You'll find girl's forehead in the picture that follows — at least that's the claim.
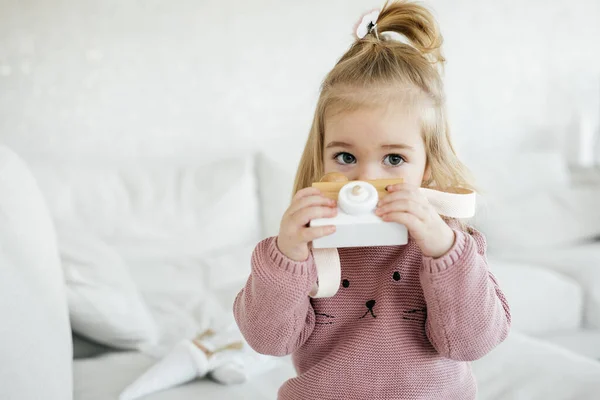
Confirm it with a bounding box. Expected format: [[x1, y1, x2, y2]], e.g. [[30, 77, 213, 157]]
[[324, 105, 423, 148]]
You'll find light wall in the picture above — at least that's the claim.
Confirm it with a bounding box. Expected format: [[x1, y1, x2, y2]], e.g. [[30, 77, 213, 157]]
[[0, 0, 598, 164]]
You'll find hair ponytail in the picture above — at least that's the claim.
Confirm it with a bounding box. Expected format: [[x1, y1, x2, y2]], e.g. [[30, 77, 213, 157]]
[[375, 0, 445, 68]]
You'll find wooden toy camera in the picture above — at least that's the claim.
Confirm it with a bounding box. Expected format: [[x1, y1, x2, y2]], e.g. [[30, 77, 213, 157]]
[[309, 172, 408, 249]]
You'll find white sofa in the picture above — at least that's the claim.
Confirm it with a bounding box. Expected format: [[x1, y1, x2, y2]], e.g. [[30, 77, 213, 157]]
[[465, 152, 600, 360], [3, 144, 600, 400]]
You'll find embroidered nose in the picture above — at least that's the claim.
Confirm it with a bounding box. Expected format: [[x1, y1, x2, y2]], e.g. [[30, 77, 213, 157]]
[[360, 300, 378, 319]]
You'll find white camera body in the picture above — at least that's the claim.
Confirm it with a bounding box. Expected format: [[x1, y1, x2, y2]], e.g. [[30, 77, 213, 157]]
[[310, 181, 407, 249]]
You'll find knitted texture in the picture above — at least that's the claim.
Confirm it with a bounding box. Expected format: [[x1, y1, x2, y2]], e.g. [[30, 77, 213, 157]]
[[233, 226, 511, 400]]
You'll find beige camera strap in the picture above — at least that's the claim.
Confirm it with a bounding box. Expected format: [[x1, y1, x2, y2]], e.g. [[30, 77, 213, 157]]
[[309, 187, 477, 298]]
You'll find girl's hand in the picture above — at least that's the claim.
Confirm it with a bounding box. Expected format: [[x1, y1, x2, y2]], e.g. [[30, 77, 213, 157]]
[[375, 183, 455, 258], [277, 187, 337, 262]]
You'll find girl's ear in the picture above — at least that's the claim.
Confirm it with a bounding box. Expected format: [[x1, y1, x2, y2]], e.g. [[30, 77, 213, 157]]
[[422, 162, 432, 183]]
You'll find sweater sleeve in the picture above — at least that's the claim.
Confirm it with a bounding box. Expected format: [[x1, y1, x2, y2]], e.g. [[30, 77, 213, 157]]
[[420, 226, 511, 362], [233, 236, 317, 356]]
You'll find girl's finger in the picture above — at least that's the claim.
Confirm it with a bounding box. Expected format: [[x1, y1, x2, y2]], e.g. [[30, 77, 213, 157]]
[[378, 189, 420, 207], [293, 187, 323, 200], [300, 225, 336, 243], [383, 188, 427, 205], [380, 211, 421, 232], [292, 206, 338, 227], [288, 195, 336, 216], [376, 199, 429, 221], [385, 182, 420, 194]]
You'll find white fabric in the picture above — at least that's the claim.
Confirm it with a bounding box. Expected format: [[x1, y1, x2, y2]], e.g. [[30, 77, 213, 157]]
[[420, 187, 477, 219], [488, 258, 583, 334], [29, 155, 261, 259], [132, 275, 219, 358], [119, 340, 210, 400], [58, 228, 158, 349], [310, 248, 341, 298], [0, 145, 73, 400], [472, 331, 600, 399], [120, 328, 265, 400]]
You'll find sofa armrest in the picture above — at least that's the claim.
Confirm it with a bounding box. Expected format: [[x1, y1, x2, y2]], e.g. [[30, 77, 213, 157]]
[[0, 145, 73, 399]]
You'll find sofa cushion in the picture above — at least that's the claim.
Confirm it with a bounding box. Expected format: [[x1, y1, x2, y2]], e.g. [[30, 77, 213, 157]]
[[472, 331, 600, 399], [503, 243, 600, 329], [74, 351, 293, 400], [541, 329, 600, 360], [59, 228, 158, 350], [489, 258, 584, 335], [0, 145, 73, 399]]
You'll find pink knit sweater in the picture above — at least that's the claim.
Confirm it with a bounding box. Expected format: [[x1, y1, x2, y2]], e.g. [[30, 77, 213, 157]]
[[233, 225, 511, 399]]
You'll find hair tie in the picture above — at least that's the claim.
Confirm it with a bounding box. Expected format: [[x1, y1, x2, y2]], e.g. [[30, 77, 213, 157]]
[[355, 9, 380, 39], [354, 9, 415, 48]]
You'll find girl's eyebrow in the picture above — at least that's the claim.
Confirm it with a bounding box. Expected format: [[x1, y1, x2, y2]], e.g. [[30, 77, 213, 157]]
[[381, 144, 414, 151], [325, 142, 414, 151], [326, 141, 354, 149]]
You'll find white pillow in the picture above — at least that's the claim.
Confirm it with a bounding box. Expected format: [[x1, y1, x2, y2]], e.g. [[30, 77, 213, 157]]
[[58, 228, 158, 350], [474, 186, 600, 252], [464, 150, 571, 198], [196, 244, 258, 317], [30, 155, 262, 259], [465, 150, 600, 250], [204, 245, 255, 291], [0, 145, 73, 400]]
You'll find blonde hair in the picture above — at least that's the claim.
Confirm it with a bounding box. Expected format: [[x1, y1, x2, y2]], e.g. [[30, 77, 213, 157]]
[[292, 0, 475, 196]]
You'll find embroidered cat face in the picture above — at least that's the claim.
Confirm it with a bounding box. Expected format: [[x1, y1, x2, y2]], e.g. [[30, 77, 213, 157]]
[[311, 244, 429, 330], [313, 265, 427, 326]]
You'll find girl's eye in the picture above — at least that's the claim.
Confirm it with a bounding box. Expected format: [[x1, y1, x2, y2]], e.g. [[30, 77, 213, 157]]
[[342, 279, 350, 288], [334, 152, 356, 165], [383, 154, 405, 167], [393, 271, 401, 281]]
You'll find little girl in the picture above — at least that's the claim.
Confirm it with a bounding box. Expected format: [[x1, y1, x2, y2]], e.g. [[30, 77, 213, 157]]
[[234, 1, 511, 398]]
